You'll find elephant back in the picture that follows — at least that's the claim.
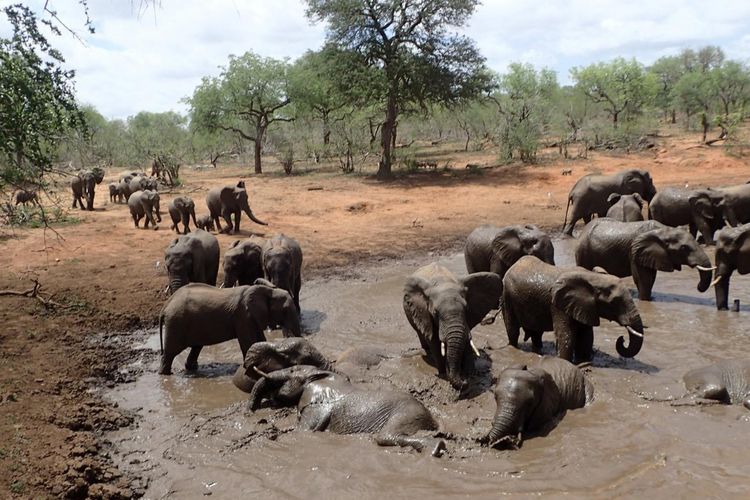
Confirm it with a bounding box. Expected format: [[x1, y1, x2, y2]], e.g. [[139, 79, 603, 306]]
[[534, 357, 590, 409]]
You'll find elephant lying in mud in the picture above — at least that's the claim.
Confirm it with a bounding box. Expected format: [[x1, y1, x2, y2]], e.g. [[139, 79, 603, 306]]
[[682, 360, 750, 409], [403, 263, 502, 391], [482, 357, 593, 449], [464, 224, 555, 278], [606, 193, 644, 222], [575, 219, 714, 301], [249, 365, 446, 456], [503, 256, 645, 363], [713, 224, 750, 310], [158, 283, 301, 375]]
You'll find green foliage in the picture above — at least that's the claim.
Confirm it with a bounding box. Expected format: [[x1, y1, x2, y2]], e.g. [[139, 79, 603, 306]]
[[2, 203, 80, 228]]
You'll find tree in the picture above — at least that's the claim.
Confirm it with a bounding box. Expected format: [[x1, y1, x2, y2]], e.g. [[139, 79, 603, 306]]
[[571, 58, 656, 129], [188, 52, 292, 174], [305, 0, 493, 177], [649, 55, 684, 123], [672, 70, 716, 141], [710, 61, 750, 120]]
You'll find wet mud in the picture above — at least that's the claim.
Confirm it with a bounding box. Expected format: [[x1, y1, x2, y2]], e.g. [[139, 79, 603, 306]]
[[107, 239, 750, 498]]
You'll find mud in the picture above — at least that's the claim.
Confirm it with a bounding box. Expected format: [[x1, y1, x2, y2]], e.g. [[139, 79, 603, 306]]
[[103, 238, 750, 498]]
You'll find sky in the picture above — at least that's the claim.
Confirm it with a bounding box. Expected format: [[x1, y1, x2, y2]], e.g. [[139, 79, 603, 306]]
[[2, 0, 749, 120]]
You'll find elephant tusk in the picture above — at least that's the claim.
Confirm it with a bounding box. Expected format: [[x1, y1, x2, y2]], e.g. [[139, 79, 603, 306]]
[[470, 339, 481, 357], [626, 326, 644, 338], [252, 366, 270, 378], [163, 284, 170, 294], [710, 275, 723, 287], [696, 265, 717, 272], [440, 342, 446, 358]]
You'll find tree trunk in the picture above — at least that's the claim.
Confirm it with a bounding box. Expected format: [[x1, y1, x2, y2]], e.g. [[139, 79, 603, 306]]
[[671, 109, 676, 124], [322, 111, 330, 146], [254, 121, 264, 174], [613, 111, 619, 129], [378, 92, 398, 178], [701, 111, 709, 143]]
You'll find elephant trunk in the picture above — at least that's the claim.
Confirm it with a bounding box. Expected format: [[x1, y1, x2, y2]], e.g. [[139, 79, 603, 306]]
[[169, 273, 189, 293], [222, 269, 237, 288], [694, 253, 714, 292], [248, 377, 269, 411], [615, 315, 644, 358], [244, 206, 267, 226], [484, 407, 523, 449], [713, 261, 733, 310], [190, 206, 198, 227], [442, 322, 468, 390]]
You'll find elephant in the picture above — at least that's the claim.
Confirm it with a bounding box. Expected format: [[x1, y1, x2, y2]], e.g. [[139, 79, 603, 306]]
[[13, 190, 38, 206], [119, 171, 142, 183], [575, 219, 714, 301], [195, 214, 215, 232], [117, 180, 132, 203], [403, 263, 502, 391], [127, 190, 162, 230], [606, 193, 644, 222], [206, 181, 267, 234], [562, 169, 657, 236], [248, 365, 446, 456], [164, 228, 220, 293], [158, 283, 301, 374], [682, 360, 750, 409], [108, 184, 119, 203], [71, 168, 105, 210], [222, 237, 265, 288], [502, 256, 645, 363], [128, 175, 158, 195], [167, 196, 198, 235], [712, 223, 750, 310], [715, 183, 750, 228], [263, 234, 303, 312], [481, 356, 593, 449], [464, 224, 555, 278], [648, 187, 725, 245]]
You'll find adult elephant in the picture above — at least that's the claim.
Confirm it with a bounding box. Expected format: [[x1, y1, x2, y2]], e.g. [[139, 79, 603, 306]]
[[481, 357, 593, 449], [128, 175, 158, 194], [164, 229, 220, 293], [503, 256, 645, 363], [263, 234, 303, 312], [716, 183, 750, 227], [222, 237, 265, 288], [71, 168, 105, 210], [403, 263, 502, 391], [575, 219, 714, 301], [158, 283, 301, 374], [562, 169, 657, 236], [167, 196, 198, 234], [712, 223, 750, 310], [648, 187, 724, 245], [464, 224, 555, 278], [128, 190, 162, 230], [206, 181, 267, 234], [248, 365, 446, 456], [605, 193, 644, 222]]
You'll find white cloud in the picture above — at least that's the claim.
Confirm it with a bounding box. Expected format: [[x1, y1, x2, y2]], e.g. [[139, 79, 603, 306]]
[[2, 0, 749, 118]]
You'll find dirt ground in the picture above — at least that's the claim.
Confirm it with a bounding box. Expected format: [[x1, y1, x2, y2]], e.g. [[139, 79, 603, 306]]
[[0, 126, 747, 498]]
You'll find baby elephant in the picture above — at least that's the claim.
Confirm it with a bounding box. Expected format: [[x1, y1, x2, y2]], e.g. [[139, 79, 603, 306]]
[[683, 359, 750, 409], [249, 365, 446, 456], [195, 214, 215, 232], [263, 234, 303, 312], [483, 357, 593, 449], [606, 193, 644, 222], [128, 190, 162, 230], [168, 196, 198, 234]]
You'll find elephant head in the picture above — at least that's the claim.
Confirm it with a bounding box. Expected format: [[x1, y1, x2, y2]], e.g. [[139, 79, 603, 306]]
[[623, 169, 657, 202], [249, 364, 331, 410], [261, 285, 302, 338], [141, 190, 162, 222], [404, 268, 502, 390], [607, 192, 644, 208], [243, 338, 332, 376], [492, 225, 555, 271], [483, 365, 561, 449], [630, 226, 714, 296], [713, 224, 750, 309], [264, 244, 294, 292], [143, 176, 158, 191], [91, 167, 105, 185], [223, 239, 264, 287], [552, 269, 645, 358], [220, 182, 267, 226], [688, 189, 725, 245], [173, 197, 197, 227]]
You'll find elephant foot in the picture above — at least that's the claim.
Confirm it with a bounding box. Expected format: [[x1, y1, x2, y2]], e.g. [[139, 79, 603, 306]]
[[185, 360, 198, 371], [428, 438, 447, 457]]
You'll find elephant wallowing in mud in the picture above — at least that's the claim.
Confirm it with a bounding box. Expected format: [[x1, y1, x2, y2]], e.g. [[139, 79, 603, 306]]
[[464, 224, 555, 278], [682, 360, 750, 409], [403, 263, 502, 391], [482, 357, 593, 449], [249, 365, 446, 456], [712, 223, 750, 310]]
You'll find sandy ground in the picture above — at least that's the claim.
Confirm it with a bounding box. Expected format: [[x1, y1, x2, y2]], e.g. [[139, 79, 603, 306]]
[[0, 125, 748, 498]]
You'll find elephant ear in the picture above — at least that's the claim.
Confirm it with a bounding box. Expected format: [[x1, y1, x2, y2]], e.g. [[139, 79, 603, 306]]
[[552, 274, 600, 326], [219, 186, 236, 205], [403, 276, 434, 339], [607, 193, 621, 205], [736, 231, 750, 275], [689, 194, 714, 220], [632, 193, 644, 208], [491, 228, 523, 266], [631, 230, 675, 272], [460, 272, 503, 329], [230, 239, 241, 248]]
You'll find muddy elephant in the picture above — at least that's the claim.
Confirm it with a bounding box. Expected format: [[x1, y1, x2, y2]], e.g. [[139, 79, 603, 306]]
[[248, 365, 445, 456], [562, 169, 657, 236], [606, 193, 644, 222], [648, 187, 725, 245], [13, 189, 38, 206], [71, 168, 105, 210], [127, 190, 162, 230], [482, 357, 593, 449], [575, 219, 714, 301], [464, 224, 555, 278], [503, 256, 645, 363], [263, 234, 303, 312], [195, 214, 215, 232], [403, 263, 502, 391], [167, 196, 198, 235], [712, 223, 750, 310], [164, 229, 220, 293], [715, 183, 750, 227], [206, 181, 267, 234], [158, 283, 301, 374], [222, 237, 265, 288], [128, 175, 158, 194], [683, 360, 750, 409]]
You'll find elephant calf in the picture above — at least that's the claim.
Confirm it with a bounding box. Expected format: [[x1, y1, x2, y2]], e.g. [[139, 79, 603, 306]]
[[464, 224, 555, 278], [249, 365, 446, 456], [682, 360, 750, 409], [483, 357, 593, 449], [712, 223, 750, 310], [223, 237, 265, 288], [158, 283, 301, 375], [606, 193, 644, 222], [503, 256, 645, 363], [195, 214, 215, 232], [168, 196, 198, 235], [263, 234, 303, 312], [165, 229, 220, 293], [128, 190, 162, 230], [206, 181, 267, 234]]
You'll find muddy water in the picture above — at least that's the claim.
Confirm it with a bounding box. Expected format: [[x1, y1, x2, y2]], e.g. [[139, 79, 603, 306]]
[[108, 239, 750, 498]]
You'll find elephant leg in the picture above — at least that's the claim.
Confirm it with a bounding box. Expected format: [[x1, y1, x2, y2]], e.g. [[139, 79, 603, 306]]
[[213, 215, 223, 232], [182, 213, 190, 234], [132, 214, 139, 228], [632, 265, 657, 301], [416, 333, 433, 360], [159, 336, 184, 375], [233, 211, 241, 234], [185, 346, 203, 371], [502, 299, 521, 348], [714, 273, 731, 310], [524, 330, 543, 354], [375, 433, 446, 457], [429, 334, 445, 374], [220, 209, 233, 234], [294, 275, 302, 313], [574, 325, 594, 364], [552, 309, 575, 361]]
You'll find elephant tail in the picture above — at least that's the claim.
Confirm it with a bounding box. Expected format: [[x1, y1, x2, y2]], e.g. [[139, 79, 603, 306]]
[[561, 196, 572, 233], [159, 312, 164, 354]]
